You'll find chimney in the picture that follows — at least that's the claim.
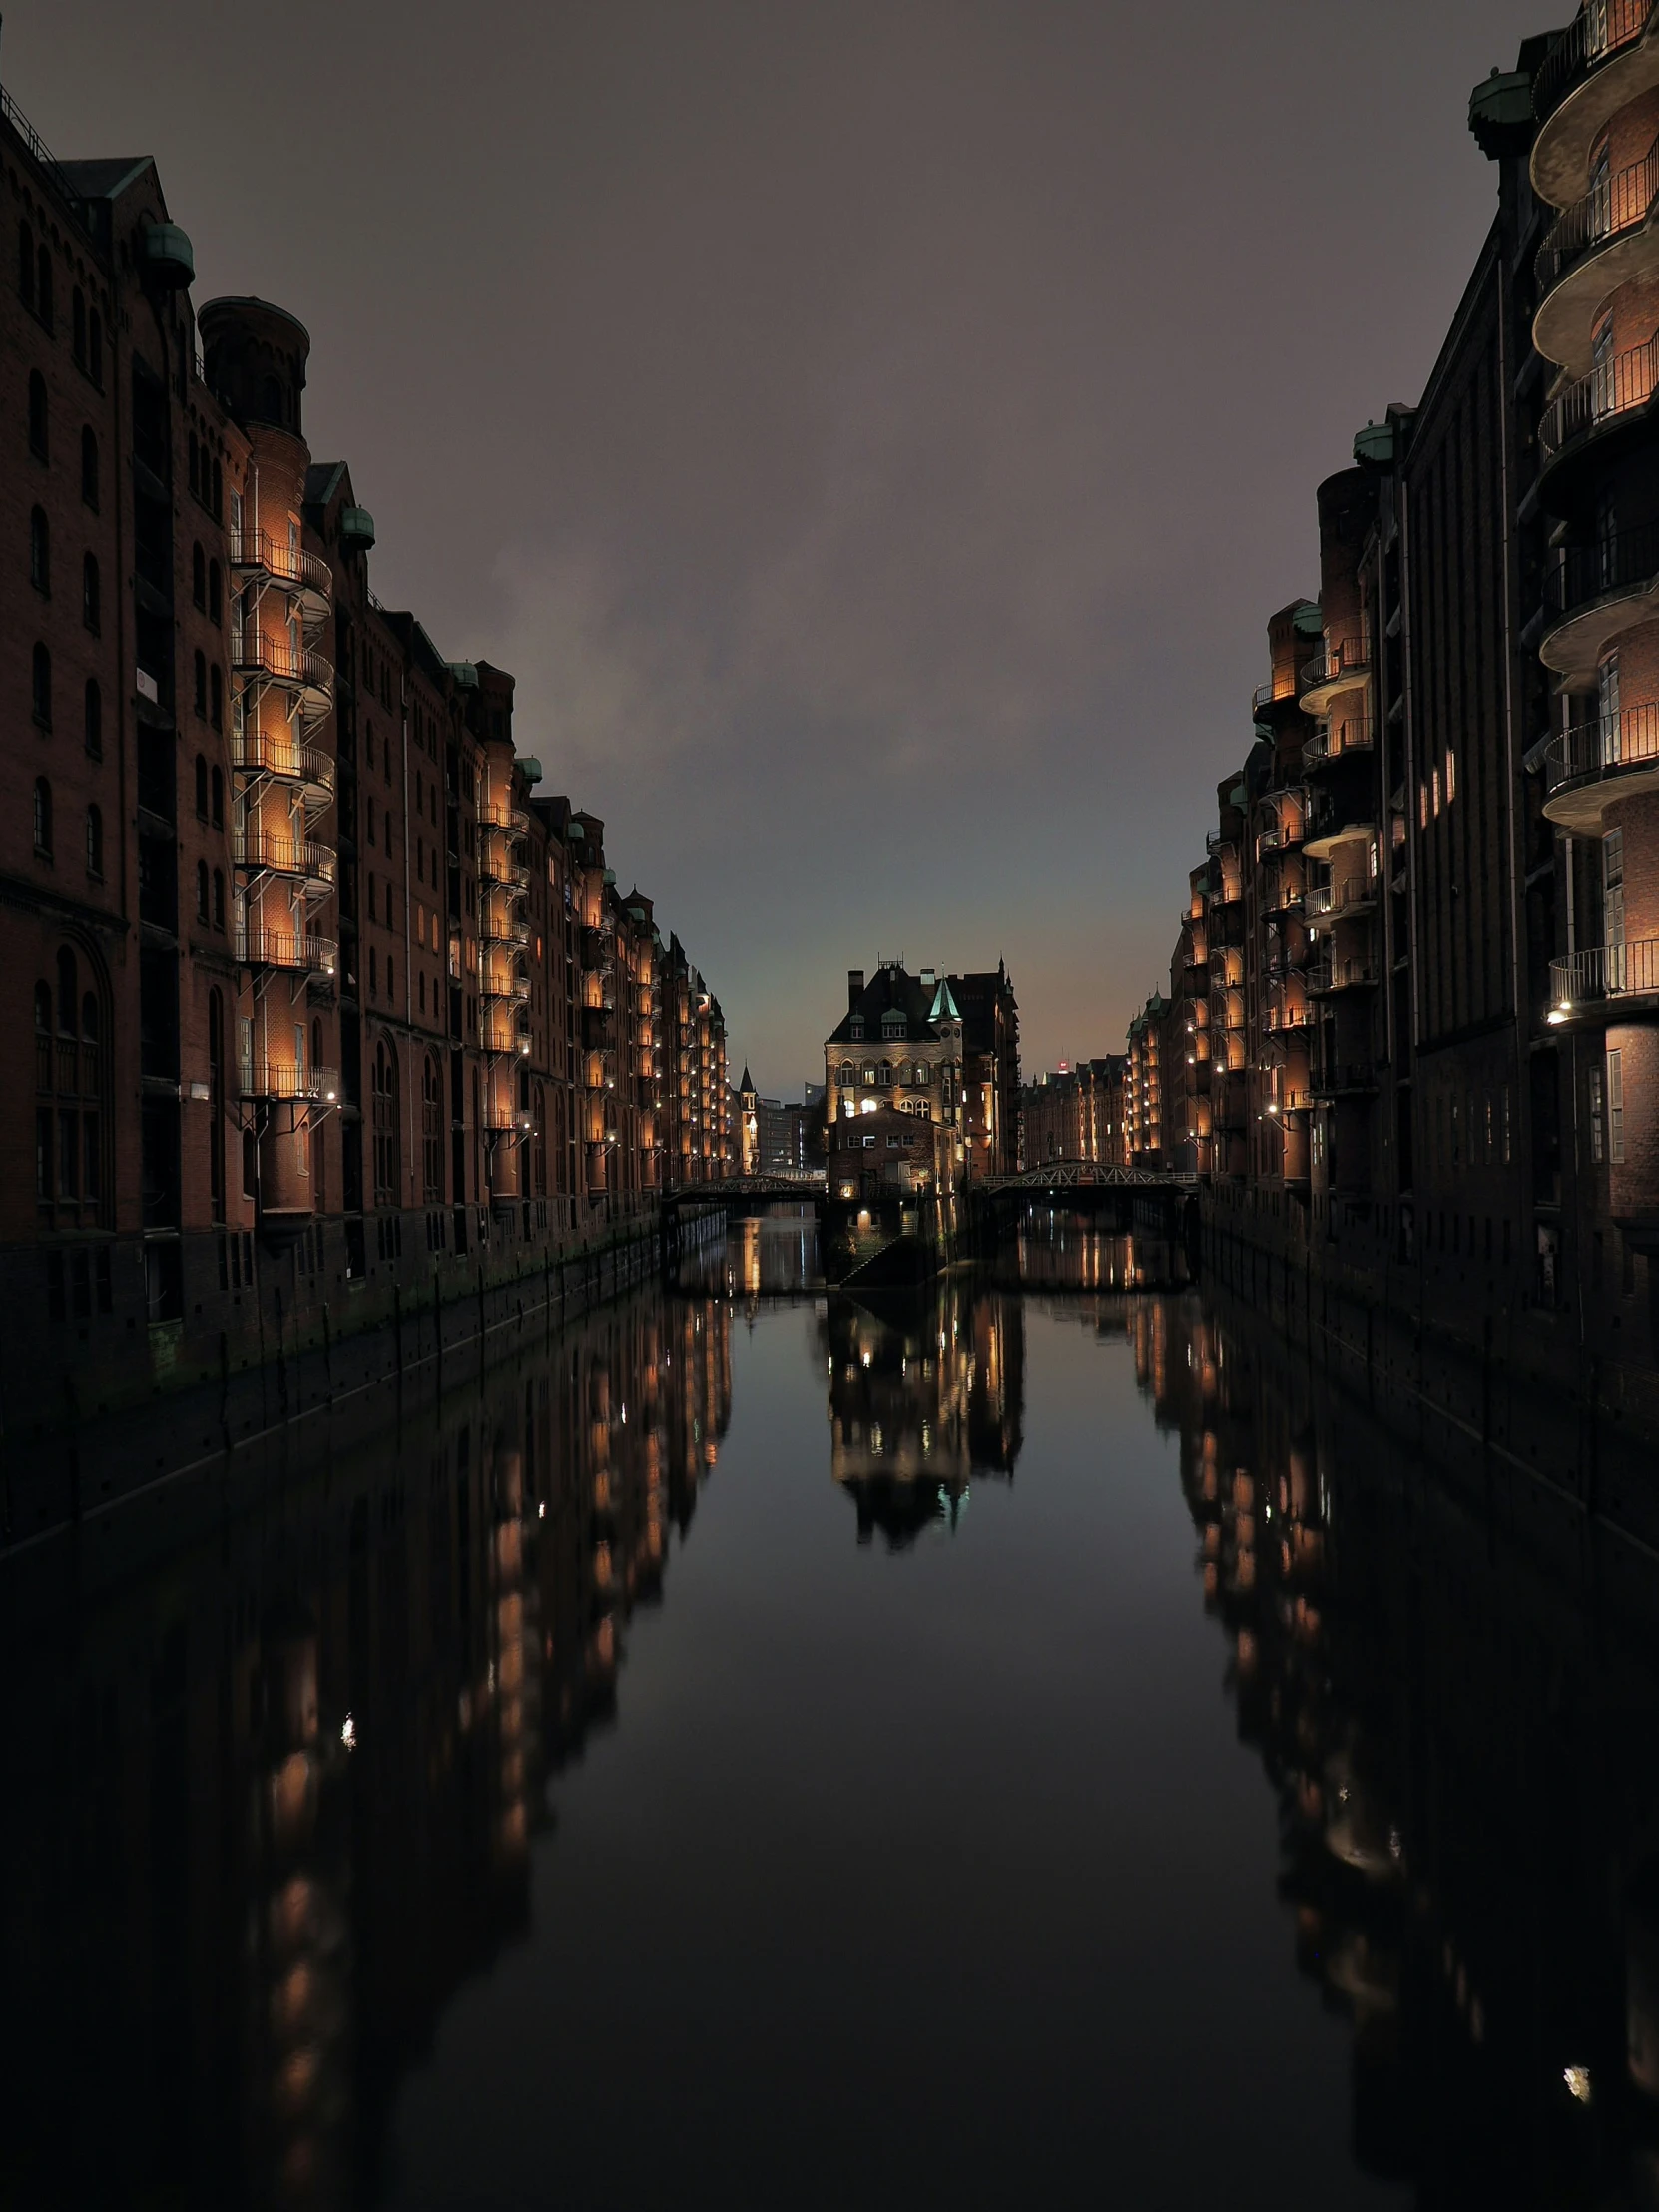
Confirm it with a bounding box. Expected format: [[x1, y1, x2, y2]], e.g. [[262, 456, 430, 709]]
[[848, 968, 864, 1010], [920, 966, 935, 987]]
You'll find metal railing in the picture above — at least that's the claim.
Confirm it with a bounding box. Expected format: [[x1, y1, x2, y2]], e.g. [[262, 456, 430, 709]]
[[1252, 676, 1295, 710], [1550, 936, 1659, 1006], [1312, 1061, 1379, 1097], [1262, 1003, 1309, 1032], [1304, 718, 1375, 767], [230, 727, 334, 794], [479, 802, 531, 833], [1305, 793, 1375, 845], [1535, 0, 1657, 127], [1541, 326, 1659, 458], [238, 1059, 340, 1103], [1307, 959, 1377, 994], [1300, 636, 1371, 694], [232, 828, 334, 883], [480, 969, 532, 1003], [1307, 878, 1377, 919], [227, 530, 332, 598], [481, 852, 531, 891], [1547, 699, 1659, 788], [230, 631, 334, 690], [479, 909, 531, 945], [1538, 134, 1659, 295], [235, 921, 336, 974], [1542, 519, 1659, 618], [1, 83, 92, 233]]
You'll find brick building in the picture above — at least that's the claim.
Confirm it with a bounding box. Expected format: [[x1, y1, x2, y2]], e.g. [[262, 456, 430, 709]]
[[1146, 10, 1659, 1450], [1020, 1056, 1129, 1169], [824, 959, 1021, 1185], [0, 85, 726, 1434]]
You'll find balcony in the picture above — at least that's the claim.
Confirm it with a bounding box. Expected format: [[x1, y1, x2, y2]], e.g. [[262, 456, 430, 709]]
[[482, 1099, 530, 1135], [1306, 958, 1378, 996], [480, 968, 531, 1004], [1303, 719, 1375, 771], [1544, 700, 1659, 829], [482, 1016, 531, 1056], [238, 1058, 340, 1104], [479, 908, 532, 946], [231, 630, 333, 723], [1532, 0, 1659, 211], [480, 801, 531, 834], [227, 529, 331, 614], [1536, 135, 1659, 372], [230, 727, 334, 799], [1304, 791, 1376, 862], [1307, 878, 1378, 926], [1311, 1061, 1380, 1101], [1252, 674, 1297, 713], [1262, 1002, 1309, 1034], [583, 1005, 616, 1051], [1548, 936, 1659, 1018], [481, 851, 532, 893], [236, 921, 336, 975], [1539, 520, 1659, 677], [1539, 329, 1659, 489], [1261, 869, 1305, 920], [1205, 830, 1237, 859], [232, 827, 334, 886], [1299, 636, 1371, 716]]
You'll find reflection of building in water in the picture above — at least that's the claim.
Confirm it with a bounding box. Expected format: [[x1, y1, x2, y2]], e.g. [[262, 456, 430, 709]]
[[0, 1286, 731, 2211], [1132, 1288, 1659, 2207], [822, 1284, 1023, 1546], [727, 1210, 823, 1312]]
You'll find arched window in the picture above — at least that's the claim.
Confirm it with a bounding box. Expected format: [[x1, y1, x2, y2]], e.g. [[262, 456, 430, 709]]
[[372, 1038, 401, 1207], [86, 804, 103, 878], [212, 458, 223, 519], [839, 1061, 853, 1086], [56, 949, 75, 1033], [195, 754, 209, 819], [192, 543, 205, 609], [72, 286, 85, 365], [81, 426, 98, 509], [18, 220, 33, 308], [82, 552, 99, 634], [210, 666, 223, 731], [212, 869, 226, 929], [27, 370, 46, 460], [36, 245, 51, 329], [84, 679, 101, 759], [36, 951, 106, 1217], [261, 374, 283, 424], [422, 1052, 442, 1201], [29, 506, 49, 593], [196, 861, 209, 924], [211, 766, 224, 825], [208, 560, 222, 624], [208, 990, 225, 1222], [193, 651, 207, 718], [34, 981, 50, 1036], [87, 309, 102, 387], [33, 779, 52, 857]]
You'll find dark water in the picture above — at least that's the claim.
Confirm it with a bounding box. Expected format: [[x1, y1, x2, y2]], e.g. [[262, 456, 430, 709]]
[[6, 1211, 1659, 2210]]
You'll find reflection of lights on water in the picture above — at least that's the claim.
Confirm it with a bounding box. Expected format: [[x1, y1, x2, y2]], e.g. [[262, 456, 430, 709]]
[[538, 1500, 546, 1518], [340, 1715, 356, 1751], [1564, 2065, 1592, 2104]]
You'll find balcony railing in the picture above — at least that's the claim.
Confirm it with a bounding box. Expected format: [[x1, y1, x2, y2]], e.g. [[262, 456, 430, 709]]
[[1252, 676, 1296, 711], [1307, 959, 1377, 995], [480, 969, 532, 1003], [1305, 792, 1375, 847], [1312, 1061, 1379, 1097], [238, 1058, 340, 1103], [1541, 327, 1659, 459], [1535, 0, 1657, 128], [1205, 830, 1237, 858], [1547, 699, 1659, 790], [235, 921, 336, 975], [227, 529, 332, 598], [1262, 1003, 1309, 1032], [1307, 879, 1378, 920], [479, 802, 531, 833], [1304, 719, 1375, 768], [1542, 519, 1659, 620], [232, 828, 334, 883], [1550, 936, 1659, 1010], [1538, 134, 1659, 299], [230, 631, 334, 692], [479, 909, 532, 945], [481, 852, 532, 891], [1299, 637, 1371, 695], [230, 727, 334, 795]]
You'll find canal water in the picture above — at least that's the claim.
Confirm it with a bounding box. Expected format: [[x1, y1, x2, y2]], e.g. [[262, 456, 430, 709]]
[[5, 1210, 1658, 2210]]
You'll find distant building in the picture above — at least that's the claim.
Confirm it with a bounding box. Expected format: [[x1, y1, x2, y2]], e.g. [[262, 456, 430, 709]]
[[824, 959, 1020, 1185], [1020, 1057, 1129, 1168]]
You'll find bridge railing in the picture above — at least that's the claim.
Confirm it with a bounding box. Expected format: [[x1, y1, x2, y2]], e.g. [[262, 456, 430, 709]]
[[983, 1162, 1199, 1192]]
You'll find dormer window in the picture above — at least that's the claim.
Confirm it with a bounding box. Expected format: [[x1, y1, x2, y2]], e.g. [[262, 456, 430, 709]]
[[882, 1013, 906, 1039], [849, 1017, 864, 1041]]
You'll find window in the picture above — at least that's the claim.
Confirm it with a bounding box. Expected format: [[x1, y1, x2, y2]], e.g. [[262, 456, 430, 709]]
[[372, 1037, 401, 1206], [85, 804, 102, 879], [193, 651, 207, 719], [87, 309, 102, 388], [33, 779, 51, 857], [29, 506, 49, 594], [192, 543, 206, 609], [196, 861, 210, 924], [82, 552, 99, 634], [81, 426, 98, 509], [1609, 1047, 1625, 1164], [36, 246, 52, 330], [195, 754, 209, 819], [188, 433, 200, 498], [210, 666, 223, 731], [838, 1061, 853, 1086], [72, 286, 85, 365], [423, 1053, 443, 1201], [211, 766, 223, 826], [212, 458, 222, 521], [213, 869, 226, 929], [209, 560, 222, 624], [84, 679, 101, 759], [28, 370, 46, 458], [1589, 1063, 1606, 1164], [18, 220, 33, 308]]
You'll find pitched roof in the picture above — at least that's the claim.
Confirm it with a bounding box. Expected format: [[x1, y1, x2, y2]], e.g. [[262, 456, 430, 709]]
[[825, 961, 948, 1047]]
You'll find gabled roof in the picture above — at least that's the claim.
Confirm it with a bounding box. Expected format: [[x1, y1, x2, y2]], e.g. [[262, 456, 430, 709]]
[[826, 962, 949, 1048]]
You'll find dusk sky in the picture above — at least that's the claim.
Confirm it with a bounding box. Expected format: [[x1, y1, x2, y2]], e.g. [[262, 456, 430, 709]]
[[14, 0, 1544, 1094]]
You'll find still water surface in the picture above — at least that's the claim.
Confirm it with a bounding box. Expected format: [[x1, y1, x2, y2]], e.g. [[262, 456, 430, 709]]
[[5, 1214, 1657, 2209]]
